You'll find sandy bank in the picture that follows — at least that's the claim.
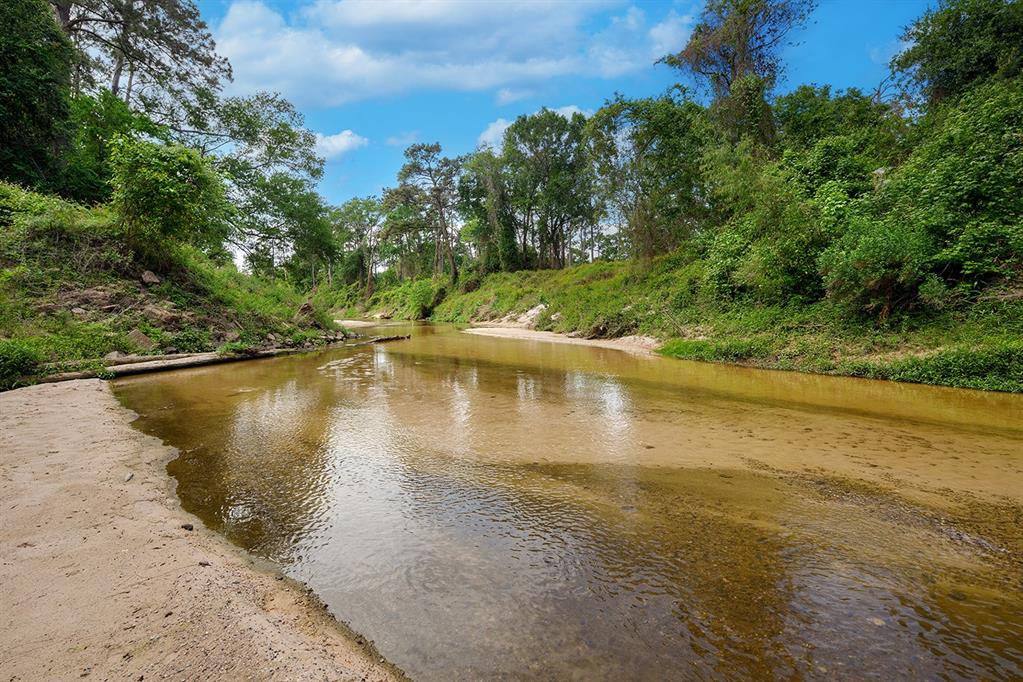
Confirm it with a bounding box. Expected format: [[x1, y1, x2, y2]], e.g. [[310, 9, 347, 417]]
[[336, 319, 379, 328], [464, 326, 661, 354], [0, 380, 403, 681]]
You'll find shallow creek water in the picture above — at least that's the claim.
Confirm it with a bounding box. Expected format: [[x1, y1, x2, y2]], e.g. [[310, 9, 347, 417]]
[[113, 323, 1023, 681]]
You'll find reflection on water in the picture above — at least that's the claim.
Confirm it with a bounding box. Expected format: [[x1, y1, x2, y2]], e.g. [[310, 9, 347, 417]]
[[113, 324, 1023, 681]]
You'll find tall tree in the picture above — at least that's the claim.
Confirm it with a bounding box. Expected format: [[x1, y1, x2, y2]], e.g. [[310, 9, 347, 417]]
[[334, 197, 384, 295], [397, 143, 463, 281], [50, 0, 230, 118], [502, 108, 594, 269], [459, 149, 520, 273], [893, 0, 1023, 105], [660, 0, 814, 143], [588, 90, 710, 259], [0, 0, 74, 189], [660, 0, 816, 99]]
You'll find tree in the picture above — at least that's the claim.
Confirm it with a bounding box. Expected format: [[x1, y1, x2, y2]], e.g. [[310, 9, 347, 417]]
[[108, 135, 229, 252], [380, 184, 434, 282], [893, 0, 1023, 105], [660, 0, 816, 99], [333, 197, 384, 294], [502, 108, 594, 269], [234, 173, 329, 280], [660, 0, 815, 143], [50, 0, 231, 119], [0, 0, 74, 189], [588, 89, 711, 259], [397, 143, 463, 281], [59, 89, 166, 202], [459, 149, 520, 273]]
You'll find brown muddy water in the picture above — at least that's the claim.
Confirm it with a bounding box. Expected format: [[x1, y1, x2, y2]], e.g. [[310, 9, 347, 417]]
[[112, 323, 1023, 681]]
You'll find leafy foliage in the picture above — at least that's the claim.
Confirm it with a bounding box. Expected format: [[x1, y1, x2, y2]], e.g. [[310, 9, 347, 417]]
[[894, 0, 1023, 104], [0, 0, 74, 189], [108, 136, 229, 251]]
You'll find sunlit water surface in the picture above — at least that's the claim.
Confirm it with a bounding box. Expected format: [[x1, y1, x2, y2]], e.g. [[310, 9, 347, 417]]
[[113, 323, 1023, 681]]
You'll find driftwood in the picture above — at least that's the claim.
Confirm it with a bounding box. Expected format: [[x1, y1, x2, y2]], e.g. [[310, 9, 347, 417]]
[[35, 336, 411, 384], [345, 334, 411, 347]]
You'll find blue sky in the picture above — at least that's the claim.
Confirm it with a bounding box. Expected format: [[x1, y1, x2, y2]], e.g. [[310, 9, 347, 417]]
[[195, 0, 932, 205]]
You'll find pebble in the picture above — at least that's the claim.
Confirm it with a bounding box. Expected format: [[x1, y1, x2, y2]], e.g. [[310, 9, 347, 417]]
[[198, 560, 211, 567], [181, 523, 194, 531]]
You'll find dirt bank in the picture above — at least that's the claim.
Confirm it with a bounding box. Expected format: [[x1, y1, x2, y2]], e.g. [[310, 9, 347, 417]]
[[0, 380, 404, 681], [464, 326, 661, 354]]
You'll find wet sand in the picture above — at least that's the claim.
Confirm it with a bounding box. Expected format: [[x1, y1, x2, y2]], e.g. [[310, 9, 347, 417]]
[[0, 380, 403, 681], [464, 325, 661, 353]]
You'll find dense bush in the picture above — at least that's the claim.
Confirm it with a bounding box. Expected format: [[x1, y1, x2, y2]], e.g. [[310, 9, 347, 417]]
[[0, 339, 41, 390], [820, 78, 1023, 316], [109, 136, 230, 252]]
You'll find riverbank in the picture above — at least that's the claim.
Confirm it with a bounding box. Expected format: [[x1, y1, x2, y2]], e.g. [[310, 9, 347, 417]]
[[0, 380, 404, 681], [418, 261, 1023, 393]]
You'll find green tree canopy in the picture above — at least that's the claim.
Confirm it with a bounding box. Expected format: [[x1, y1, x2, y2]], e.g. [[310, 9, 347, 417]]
[[0, 0, 74, 189]]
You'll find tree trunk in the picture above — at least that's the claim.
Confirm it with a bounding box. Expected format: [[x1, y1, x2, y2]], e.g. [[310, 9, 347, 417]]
[[110, 54, 124, 96]]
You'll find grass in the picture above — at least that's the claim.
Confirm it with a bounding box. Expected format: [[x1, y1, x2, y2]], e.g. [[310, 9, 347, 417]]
[[0, 182, 335, 390]]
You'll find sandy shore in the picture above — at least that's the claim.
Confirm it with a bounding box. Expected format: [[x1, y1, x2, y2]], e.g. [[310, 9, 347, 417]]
[[464, 326, 661, 354], [0, 380, 404, 681]]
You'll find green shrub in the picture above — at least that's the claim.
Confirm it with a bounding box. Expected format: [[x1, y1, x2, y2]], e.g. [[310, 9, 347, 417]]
[[819, 214, 933, 318], [659, 338, 772, 363], [109, 136, 230, 252], [0, 339, 41, 390], [170, 328, 211, 353]]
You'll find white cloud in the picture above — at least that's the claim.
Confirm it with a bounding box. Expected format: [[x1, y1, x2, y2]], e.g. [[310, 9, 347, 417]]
[[477, 105, 593, 148], [648, 11, 694, 59], [478, 118, 512, 148], [550, 105, 592, 118], [314, 130, 369, 158], [496, 88, 533, 105], [215, 1, 691, 106], [385, 131, 419, 147]]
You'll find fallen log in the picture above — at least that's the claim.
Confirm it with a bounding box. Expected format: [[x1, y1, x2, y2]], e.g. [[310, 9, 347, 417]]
[[34, 336, 410, 383], [345, 334, 411, 347]]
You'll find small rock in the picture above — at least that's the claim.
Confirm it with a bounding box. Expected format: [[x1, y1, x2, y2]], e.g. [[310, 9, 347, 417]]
[[141, 270, 161, 285], [124, 473, 134, 482], [104, 351, 126, 362], [868, 617, 885, 626], [163, 347, 178, 355], [181, 523, 194, 531], [223, 331, 240, 343], [71, 307, 87, 315], [198, 560, 211, 567], [127, 329, 158, 351], [266, 333, 277, 343]]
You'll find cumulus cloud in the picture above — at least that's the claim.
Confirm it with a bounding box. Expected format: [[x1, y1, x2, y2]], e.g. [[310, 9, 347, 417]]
[[314, 130, 369, 158], [477, 105, 593, 148], [215, 1, 693, 106], [648, 11, 694, 59], [478, 118, 512, 148]]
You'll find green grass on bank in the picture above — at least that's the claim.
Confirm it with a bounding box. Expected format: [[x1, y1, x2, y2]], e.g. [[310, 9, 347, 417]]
[[0, 182, 335, 389], [358, 256, 1022, 392]]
